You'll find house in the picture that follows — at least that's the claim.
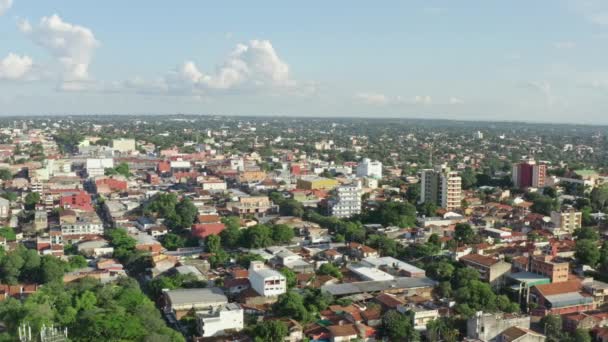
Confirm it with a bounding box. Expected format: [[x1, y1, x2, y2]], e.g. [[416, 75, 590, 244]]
[[163, 288, 228, 319], [326, 324, 359, 342], [248, 261, 287, 297], [0, 197, 10, 218], [195, 303, 244, 338], [497, 326, 546, 342], [191, 223, 225, 239], [529, 279, 595, 316], [467, 312, 531, 342], [460, 254, 512, 288], [348, 242, 379, 259]]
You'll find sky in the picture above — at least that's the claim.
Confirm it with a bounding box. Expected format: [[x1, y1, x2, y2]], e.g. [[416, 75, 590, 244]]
[[1, 1, 608, 123]]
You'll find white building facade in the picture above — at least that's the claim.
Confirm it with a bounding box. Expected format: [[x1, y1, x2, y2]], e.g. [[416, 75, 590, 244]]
[[328, 184, 362, 218], [248, 261, 287, 297], [196, 303, 244, 337], [356, 158, 382, 179]]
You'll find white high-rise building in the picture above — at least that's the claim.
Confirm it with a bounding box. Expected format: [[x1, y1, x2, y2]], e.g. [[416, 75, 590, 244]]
[[248, 261, 286, 297], [328, 183, 362, 218], [420, 165, 462, 211], [85, 158, 114, 178], [356, 158, 382, 179]]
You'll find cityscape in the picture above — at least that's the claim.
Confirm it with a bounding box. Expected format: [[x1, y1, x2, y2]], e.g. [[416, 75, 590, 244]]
[[3, 1, 608, 342]]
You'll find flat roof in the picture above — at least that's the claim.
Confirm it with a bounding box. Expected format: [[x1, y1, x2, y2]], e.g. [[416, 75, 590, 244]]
[[165, 288, 227, 306], [321, 277, 436, 296]]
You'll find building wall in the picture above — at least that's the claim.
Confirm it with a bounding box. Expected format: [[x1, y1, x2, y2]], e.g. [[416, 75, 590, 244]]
[[467, 313, 531, 341]]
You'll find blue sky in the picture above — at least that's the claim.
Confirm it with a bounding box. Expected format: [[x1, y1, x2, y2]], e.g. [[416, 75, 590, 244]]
[[1, 1, 608, 123]]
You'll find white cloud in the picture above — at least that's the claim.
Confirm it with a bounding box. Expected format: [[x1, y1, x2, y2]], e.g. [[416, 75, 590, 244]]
[[590, 12, 608, 26], [0, 53, 33, 80], [0, 0, 12, 16], [18, 14, 100, 82], [528, 81, 555, 107], [127, 39, 295, 96], [356, 92, 389, 105], [449, 97, 465, 105], [553, 41, 576, 49], [356, 93, 433, 106]]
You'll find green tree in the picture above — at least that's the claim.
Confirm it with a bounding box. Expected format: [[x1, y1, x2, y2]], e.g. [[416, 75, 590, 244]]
[[317, 263, 342, 279], [454, 223, 475, 245], [272, 224, 294, 244], [252, 320, 288, 342], [575, 239, 600, 266], [273, 291, 310, 322], [461, 167, 477, 189], [162, 233, 186, 251], [381, 310, 420, 341], [0, 169, 12, 180], [279, 268, 297, 288], [540, 314, 563, 342], [573, 328, 592, 342], [574, 227, 599, 241], [0, 227, 16, 241], [24, 192, 41, 209], [243, 224, 273, 248]]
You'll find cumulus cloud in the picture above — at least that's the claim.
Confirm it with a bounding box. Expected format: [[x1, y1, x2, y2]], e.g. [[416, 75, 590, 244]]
[[18, 14, 100, 82], [0, 53, 33, 80], [0, 0, 12, 16], [117, 39, 296, 96], [553, 41, 576, 49]]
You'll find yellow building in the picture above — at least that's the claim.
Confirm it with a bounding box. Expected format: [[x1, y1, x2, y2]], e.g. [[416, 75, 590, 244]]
[[297, 176, 339, 190]]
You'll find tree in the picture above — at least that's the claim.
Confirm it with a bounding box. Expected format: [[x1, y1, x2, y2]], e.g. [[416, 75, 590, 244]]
[[381, 310, 420, 341], [0, 169, 12, 180], [575, 239, 600, 266], [243, 224, 273, 248], [540, 314, 563, 342], [454, 223, 475, 245], [461, 167, 477, 189], [272, 224, 294, 245], [161, 233, 186, 251], [279, 199, 304, 217], [573, 328, 592, 342], [0, 227, 16, 241], [591, 184, 608, 211], [427, 261, 455, 281], [40, 255, 66, 284], [279, 268, 297, 288], [574, 227, 599, 241], [317, 263, 342, 279], [273, 291, 310, 322], [1, 191, 17, 202], [206, 234, 221, 254], [24, 192, 40, 210], [220, 225, 242, 249], [252, 320, 288, 342]]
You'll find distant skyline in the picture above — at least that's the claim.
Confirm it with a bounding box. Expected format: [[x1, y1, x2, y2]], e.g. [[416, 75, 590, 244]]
[[2, 1, 608, 124]]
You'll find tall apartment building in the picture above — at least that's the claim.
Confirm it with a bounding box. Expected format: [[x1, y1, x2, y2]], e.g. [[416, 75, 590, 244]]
[[356, 158, 382, 179], [550, 207, 582, 235], [328, 184, 362, 218], [512, 159, 547, 189], [420, 165, 462, 211]]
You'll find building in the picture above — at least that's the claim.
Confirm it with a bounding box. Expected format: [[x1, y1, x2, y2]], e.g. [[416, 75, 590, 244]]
[[420, 164, 462, 211], [467, 312, 531, 342], [196, 303, 244, 338], [229, 196, 277, 217], [297, 175, 340, 190], [0, 197, 9, 218], [60, 210, 104, 237], [529, 280, 595, 316], [356, 158, 382, 179], [474, 131, 484, 140], [529, 255, 569, 283], [512, 160, 547, 189], [163, 287, 228, 319], [85, 158, 114, 178], [248, 261, 287, 297], [460, 254, 512, 288], [496, 326, 546, 342], [550, 207, 582, 235], [328, 184, 362, 218], [111, 138, 136, 153]]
